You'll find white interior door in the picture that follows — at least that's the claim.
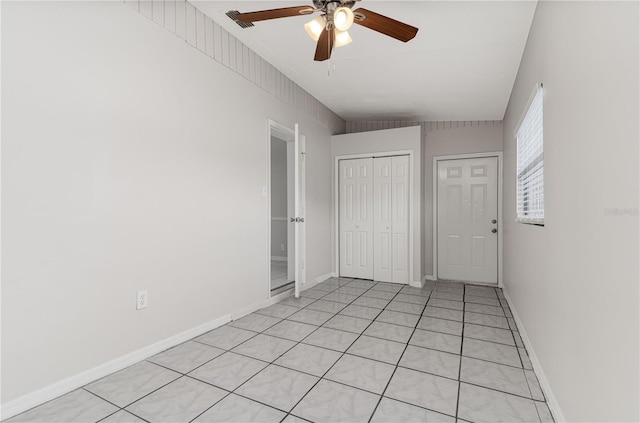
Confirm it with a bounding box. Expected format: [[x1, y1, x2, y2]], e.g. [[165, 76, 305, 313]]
[[373, 157, 393, 282], [339, 158, 374, 279], [294, 125, 306, 297], [391, 156, 410, 283], [287, 142, 295, 282], [437, 157, 498, 284]]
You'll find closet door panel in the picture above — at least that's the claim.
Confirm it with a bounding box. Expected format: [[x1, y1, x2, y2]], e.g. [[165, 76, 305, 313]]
[[373, 157, 393, 283], [391, 156, 410, 283], [339, 158, 374, 279]]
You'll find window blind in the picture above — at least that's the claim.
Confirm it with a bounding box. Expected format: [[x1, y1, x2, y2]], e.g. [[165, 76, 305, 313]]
[[516, 85, 544, 224]]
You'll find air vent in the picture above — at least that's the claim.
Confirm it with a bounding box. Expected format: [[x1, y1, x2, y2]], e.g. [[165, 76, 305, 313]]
[[226, 10, 254, 28]]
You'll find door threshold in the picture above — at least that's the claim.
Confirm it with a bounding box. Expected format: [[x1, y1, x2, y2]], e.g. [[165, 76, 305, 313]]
[[271, 281, 295, 296]]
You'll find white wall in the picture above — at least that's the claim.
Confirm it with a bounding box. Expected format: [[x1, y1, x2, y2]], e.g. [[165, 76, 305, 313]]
[[331, 126, 423, 284], [1, 1, 343, 407], [270, 138, 287, 258], [502, 2, 639, 421]]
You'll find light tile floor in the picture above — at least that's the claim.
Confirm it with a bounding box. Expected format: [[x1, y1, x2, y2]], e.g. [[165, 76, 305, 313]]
[[6, 279, 555, 423]]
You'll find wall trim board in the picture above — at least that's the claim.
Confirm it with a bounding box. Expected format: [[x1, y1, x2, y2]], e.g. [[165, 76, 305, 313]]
[[502, 288, 565, 423], [126, 1, 340, 128], [232, 288, 294, 321], [345, 120, 503, 134], [3, 286, 298, 420], [424, 275, 437, 281], [297, 272, 336, 292], [0, 313, 232, 420], [410, 280, 424, 288], [315, 272, 336, 283]]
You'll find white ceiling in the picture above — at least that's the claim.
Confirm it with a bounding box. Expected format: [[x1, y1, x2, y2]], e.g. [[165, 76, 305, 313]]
[[195, 1, 537, 122]]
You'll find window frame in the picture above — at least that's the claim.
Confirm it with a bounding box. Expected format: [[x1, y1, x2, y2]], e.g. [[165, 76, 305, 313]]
[[514, 83, 545, 226]]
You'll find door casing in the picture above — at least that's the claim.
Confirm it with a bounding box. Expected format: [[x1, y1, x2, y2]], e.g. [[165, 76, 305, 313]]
[[267, 119, 306, 297], [432, 152, 503, 287]]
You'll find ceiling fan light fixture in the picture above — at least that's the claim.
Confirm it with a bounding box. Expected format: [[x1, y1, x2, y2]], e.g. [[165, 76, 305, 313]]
[[304, 15, 326, 41], [333, 7, 354, 31], [334, 29, 352, 47]]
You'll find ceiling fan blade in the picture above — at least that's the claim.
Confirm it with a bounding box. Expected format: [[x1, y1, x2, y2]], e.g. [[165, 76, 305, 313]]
[[235, 6, 315, 23], [352, 8, 418, 42], [314, 28, 334, 62]]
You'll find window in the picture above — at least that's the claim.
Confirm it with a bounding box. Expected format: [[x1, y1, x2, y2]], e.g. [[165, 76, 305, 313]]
[[516, 84, 544, 225]]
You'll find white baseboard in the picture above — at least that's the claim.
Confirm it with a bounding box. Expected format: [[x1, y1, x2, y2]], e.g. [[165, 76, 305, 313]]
[[0, 313, 231, 420], [410, 280, 424, 288], [231, 289, 294, 320], [424, 275, 437, 281], [297, 272, 335, 292], [315, 272, 336, 284], [270, 256, 287, 262], [502, 288, 565, 423]]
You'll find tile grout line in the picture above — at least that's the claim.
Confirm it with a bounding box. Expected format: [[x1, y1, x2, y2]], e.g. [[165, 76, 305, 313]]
[[279, 279, 395, 421], [366, 284, 435, 423], [194, 278, 368, 421], [278, 279, 431, 421], [186, 280, 358, 422], [454, 283, 466, 420], [11, 280, 553, 423], [84, 389, 149, 423], [112, 285, 347, 423]]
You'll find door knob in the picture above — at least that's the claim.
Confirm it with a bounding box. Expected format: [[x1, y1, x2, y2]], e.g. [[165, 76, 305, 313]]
[[491, 228, 497, 233], [290, 218, 295, 222], [491, 219, 497, 224]]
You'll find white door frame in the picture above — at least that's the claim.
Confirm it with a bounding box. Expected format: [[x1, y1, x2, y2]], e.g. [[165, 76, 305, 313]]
[[433, 152, 503, 287], [267, 119, 296, 298], [334, 150, 415, 284]]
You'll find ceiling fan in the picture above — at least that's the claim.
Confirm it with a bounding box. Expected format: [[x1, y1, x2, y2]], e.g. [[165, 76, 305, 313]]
[[226, 0, 418, 61]]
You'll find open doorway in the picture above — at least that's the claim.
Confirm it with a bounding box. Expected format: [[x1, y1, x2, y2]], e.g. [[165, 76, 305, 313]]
[[270, 132, 295, 293], [268, 120, 306, 297]]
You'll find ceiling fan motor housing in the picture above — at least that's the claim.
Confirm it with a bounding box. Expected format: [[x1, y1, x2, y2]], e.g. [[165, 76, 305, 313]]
[[229, 0, 418, 61], [313, 0, 356, 11]]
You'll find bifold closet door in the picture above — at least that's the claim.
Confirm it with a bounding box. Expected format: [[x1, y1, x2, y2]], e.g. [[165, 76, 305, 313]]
[[373, 158, 392, 282], [391, 155, 409, 283], [339, 156, 409, 283], [339, 158, 374, 279], [373, 156, 409, 283]]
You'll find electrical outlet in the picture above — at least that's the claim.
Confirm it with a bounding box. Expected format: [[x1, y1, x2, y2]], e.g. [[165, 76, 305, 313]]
[[136, 290, 148, 310], [280, 244, 285, 251]]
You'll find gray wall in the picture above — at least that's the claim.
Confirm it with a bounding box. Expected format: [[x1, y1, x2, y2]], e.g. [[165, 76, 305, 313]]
[[501, 1, 639, 421], [423, 123, 503, 276], [331, 126, 423, 283], [345, 121, 503, 277], [270, 138, 288, 258], [1, 1, 344, 406]]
